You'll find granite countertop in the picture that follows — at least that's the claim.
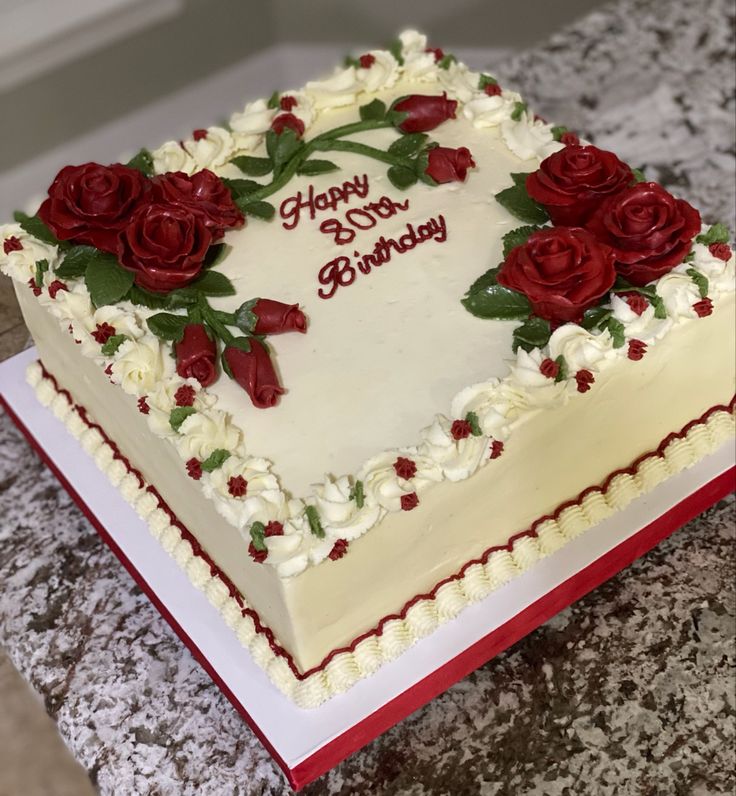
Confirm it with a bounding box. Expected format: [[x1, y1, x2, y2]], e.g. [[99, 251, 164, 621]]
[[1, 0, 735, 793]]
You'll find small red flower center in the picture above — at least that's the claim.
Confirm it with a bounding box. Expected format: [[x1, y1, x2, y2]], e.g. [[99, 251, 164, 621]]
[[624, 292, 649, 316], [186, 458, 202, 480], [279, 95, 298, 111], [425, 47, 444, 62], [393, 456, 417, 480], [328, 539, 349, 560], [540, 357, 559, 379], [28, 278, 42, 296], [708, 242, 732, 262], [359, 53, 376, 68], [451, 419, 472, 440], [248, 543, 267, 563], [627, 339, 647, 361], [47, 280, 68, 299], [489, 440, 504, 460], [104, 364, 114, 377], [693, 297, 713, 318], [400, 492, 419, 511], [192, 128, 208, 141], [484, 82, 502, 97], [3, 236, 23, 254], [175, 384, 196, 407], [575, 369, 595, 393], [92, 322, 116, 344], [137, 396, 150, 415], [264, 521, 284, 537], [227, 475, 248, 497]]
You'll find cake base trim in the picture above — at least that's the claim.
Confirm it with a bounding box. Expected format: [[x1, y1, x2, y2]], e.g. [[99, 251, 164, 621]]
[[25, 359, 735, 707]]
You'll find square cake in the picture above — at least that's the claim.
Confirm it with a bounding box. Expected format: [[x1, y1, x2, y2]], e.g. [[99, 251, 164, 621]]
[[1, 31, 734, 708]]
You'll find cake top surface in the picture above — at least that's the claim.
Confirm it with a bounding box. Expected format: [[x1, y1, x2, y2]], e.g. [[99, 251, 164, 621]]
[[1, 31, 734, 578]]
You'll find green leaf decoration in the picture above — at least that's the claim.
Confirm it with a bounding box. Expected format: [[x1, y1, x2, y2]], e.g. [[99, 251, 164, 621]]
[[550, 125, 569, 142], [162, 287, 199, 309], [696, 223, 730, 245], [146, 312, 188, 342], [266, 128, 303, 172], [13, 211, 60, 246], [437, 54, 457, 70], [54, 245, 97, 279], [84, 252, 135, 307], [238, 199, 276, 220], [387, 39, 405, 66], [388, 132, 428, 157], [297, 159, 339, 176], [202, 243, 231, 270], [630, 167, 646, 184], [387, 165, 418, 190], [511, 316, 552, 353], [651, 294, 668, 319], [510, 172, 530, 187], [234, 298, 260, 334], [230, 155, 273, 177], [250, 521, 267, 552], [267, 90, 280, 109], [603, 317, 626, 348], [495, 183, 549, 225], [502, 225, 544, 258], [34, 259, 49, 289], [305, 505, 325, 539], [127, 284, 170, 310], [580, 306, 612, 331], [228, 336, 252, 353], [125, 148, 154, 177], [682, 251, 695, 263], [221, 177, 262, 198], [686, 267, 709, 298], [169, 406, 196, 432], [343, 55, 360, 68], [461, 267, 532, 321], [359, 99, 387, 121], [100, 334, 128, 356], [414, 150, 436, 186], [510, 101, 528, 122], [553, 355, 568, 383], [201, 449, 231, 473], [478, 74, 498, 90], [465, 411, 483, 437], [221, 350, 234, 379], [191, 269, 236, 297], [349, 480, 365, 509]]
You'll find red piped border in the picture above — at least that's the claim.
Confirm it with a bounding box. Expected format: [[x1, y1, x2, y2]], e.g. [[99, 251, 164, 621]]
[[14, 362, 736, 685]]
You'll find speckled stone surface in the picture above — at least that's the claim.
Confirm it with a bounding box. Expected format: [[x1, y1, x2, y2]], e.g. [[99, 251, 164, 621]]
[[1, 0, 735, 793]]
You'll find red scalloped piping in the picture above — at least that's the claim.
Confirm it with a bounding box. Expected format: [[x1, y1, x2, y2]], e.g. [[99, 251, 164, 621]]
[[36, 362, 735, 682]]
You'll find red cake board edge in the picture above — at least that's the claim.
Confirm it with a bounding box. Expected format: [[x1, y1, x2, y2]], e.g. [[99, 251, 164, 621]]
[[2, 391, 734, 791]]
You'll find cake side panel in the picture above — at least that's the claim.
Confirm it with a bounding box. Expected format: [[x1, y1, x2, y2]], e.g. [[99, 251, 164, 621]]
[[282, 294, 736, 670], [13, 283, 303, 657]]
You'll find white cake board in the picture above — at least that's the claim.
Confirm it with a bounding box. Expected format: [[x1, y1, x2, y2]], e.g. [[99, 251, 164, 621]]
[[1, 346, 734, 790]]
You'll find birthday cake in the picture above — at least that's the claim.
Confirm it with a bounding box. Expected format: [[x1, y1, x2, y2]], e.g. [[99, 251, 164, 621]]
[[1, 31, 734, 708]]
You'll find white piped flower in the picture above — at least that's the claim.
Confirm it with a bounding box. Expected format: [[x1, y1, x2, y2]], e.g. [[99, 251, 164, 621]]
[[203, 456, 283, 528], [438, 62, 481, 103], [358, 450, 442, 513], [110, 336, 165, 395], [451, 379, 515, 438], [609, 294, 672, 341], [229, 98, 276, 151], [151, 140, 196, 175], [506, 347, 567, 407], [313, 475, 383, 540], [686, 242, 735, 294], [306, 67, 362, 108], [177, 408, 243, 460], [501, 113, 564, 161], [0, 223, 58, 283], [419, 415, 486, 481], [182, 126, 234, 172], [548, 324, 614, 372], [655, 272, 703, 319], [357, 51, 400, 92], [463, 91, 521, 127]]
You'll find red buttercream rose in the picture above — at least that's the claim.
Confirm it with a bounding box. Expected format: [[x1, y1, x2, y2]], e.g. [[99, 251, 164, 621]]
[[497, 227, 617, 324], [252, 299, 307, 335], [525, 145, 633, 226], [585, 182, 701, 285], [117, 202, 212, 293], [271, 113, 305, 138], [425, 146, 475, 184], [224, 340, 285, 409], [152, 170, 244, 239], [175, 323, 217, 387], [391, 93, 458, 133], [38, 162, 149, 252]]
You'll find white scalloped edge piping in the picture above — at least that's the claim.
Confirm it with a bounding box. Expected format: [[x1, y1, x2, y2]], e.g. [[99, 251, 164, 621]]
[[25, 359, 735, 707]]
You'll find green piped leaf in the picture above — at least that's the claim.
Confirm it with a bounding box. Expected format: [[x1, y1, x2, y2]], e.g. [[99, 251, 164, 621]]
[[696, 223, 730, 245], [388, 132, 428, 157], [266, 127, 303, 171], [297, 159, 339, 176], [510, 101, 527, 121], [359, 99, 387, 121], [222, 177, 262, 198], [461, 267, 532, 321], [553, 355, 568, 383], [250, 521, 267, 552], [101, 334, 128, 356], [305, 505, 325, 539], [125, 148, 154, 177], [13, 211, 60, 246], [495, 182, 549, 225], [201, 449, 231, 473], [169, 406, 196, 432], [34, 259, 49, 289], [231, 155, 273, 177], [127, 284, 170, 310], [502, 225, 544, 258], [630, 167, 646, 184], [234, 298, 260, 334], [603, 317, 626, 348], [146, 312, 188, 342], [686, 267, 709, 298], [350, 480, 365, 509], [84, 252, 135, 307], [237, 199, 276, 220], [191, 270, 236, 297], [267, 90, 280, 109], [465, 411, 483, 437], [437, 53, 457, 70], [387, 165, 418, 190], [54, 245, 97, 279], [512, 316, 552, 353], [478, 74, 498, 90], [580, 306, 612, 331], [202, 243, 231, 270], [387, 39, 404, 66], [551, 125, 569, 142]]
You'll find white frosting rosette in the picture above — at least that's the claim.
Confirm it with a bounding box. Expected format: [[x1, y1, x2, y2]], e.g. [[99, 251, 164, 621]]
[[176, 408, 243, 460], [419, 415, 487, 481], [182, 126, 234, 172], [229, 98, 276, 151], [451, 378, 515, 439], [110, 335, 166, 395], [501, 113, 564, 161], [548, 324, 615, 372], [438, 62, 481, 103], [151, 140, 196, 176], [655, 272, 703, 319], [398, 30, 438, 82], [0, 223, 58, 282], [505, 347, 567, 407], [684, 241, 735, 294], [313, 475, 383, 540], [144, 376, 213, 439], [262, 501, 327, 577], [609, 293, 672, 341], [357, 51, 400, 93], [306, 67, 362, 108], [358, 449, 442, 512], [399, 29, 428, 55], [463, 91, 522, 128], [44, 283, 94, 343]]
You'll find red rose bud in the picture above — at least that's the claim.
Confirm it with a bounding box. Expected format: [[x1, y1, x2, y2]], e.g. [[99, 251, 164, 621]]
[[391, 93, 458, 133], [271, 113, 305, 138], [252, 299, 307, 335], [175, 324, 218, 387], [224, 340, 285, 409], [425, 146, 475, 184], [709, 242, 732, 261]]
